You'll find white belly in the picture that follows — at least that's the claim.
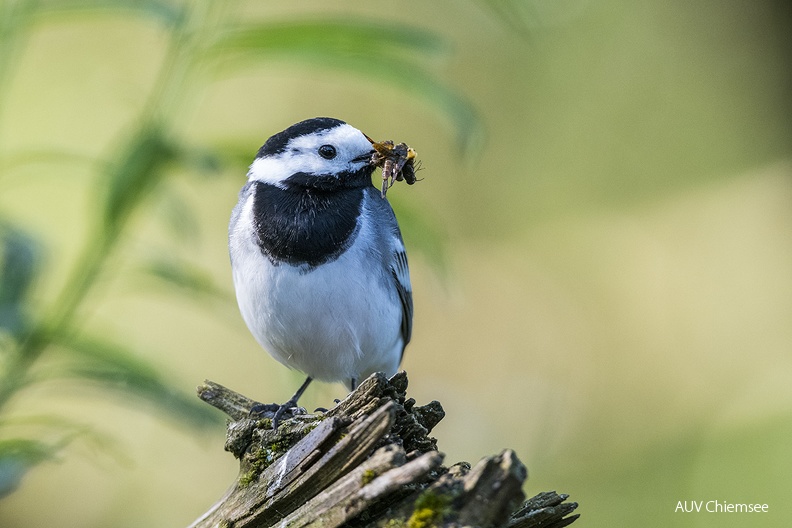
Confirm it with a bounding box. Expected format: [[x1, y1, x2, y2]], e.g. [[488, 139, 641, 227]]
[[229, 197, 403, 386]]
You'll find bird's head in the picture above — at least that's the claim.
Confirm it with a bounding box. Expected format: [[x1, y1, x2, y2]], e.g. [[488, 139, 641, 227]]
[[248, 117, 375, 190]]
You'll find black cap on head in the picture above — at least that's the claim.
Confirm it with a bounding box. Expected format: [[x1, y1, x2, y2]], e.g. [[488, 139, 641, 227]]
[[256, 117, 347, 159]]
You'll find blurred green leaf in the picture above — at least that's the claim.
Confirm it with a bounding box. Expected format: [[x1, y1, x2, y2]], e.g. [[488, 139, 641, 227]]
[[211, 19, 448, 60], [142, 255, 231, 301], [0, 438, 53, 463], [208, 19, 481, 153], [0, 438, 54, 498], [101, 124, 177, 237], [31, 0, 186, 27], [0, 223, 42, 338], [0, 225, 40, 305], [102, 130, 225, 241], [51, 332, 220, 430]]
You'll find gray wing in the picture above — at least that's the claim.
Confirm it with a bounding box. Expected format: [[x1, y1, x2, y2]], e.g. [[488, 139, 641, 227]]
[[365, 188, 413, 354], [391, 241, 413, 350]]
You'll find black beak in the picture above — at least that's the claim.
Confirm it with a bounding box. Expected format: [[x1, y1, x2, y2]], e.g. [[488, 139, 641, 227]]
[[352, 151, 375, 164]]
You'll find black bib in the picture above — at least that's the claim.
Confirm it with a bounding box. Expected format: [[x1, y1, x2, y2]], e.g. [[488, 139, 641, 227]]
[[252, 178, 364, 268]]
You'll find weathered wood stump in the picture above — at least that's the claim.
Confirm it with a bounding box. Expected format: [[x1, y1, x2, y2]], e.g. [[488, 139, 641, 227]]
[[189, 372, 579, 528]]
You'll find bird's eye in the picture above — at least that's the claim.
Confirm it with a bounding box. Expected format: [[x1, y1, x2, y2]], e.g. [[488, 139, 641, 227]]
[[318, 144, 337, 160]]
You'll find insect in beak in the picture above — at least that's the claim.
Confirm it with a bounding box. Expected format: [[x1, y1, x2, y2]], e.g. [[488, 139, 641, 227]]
[[367, 138, 419, 198]]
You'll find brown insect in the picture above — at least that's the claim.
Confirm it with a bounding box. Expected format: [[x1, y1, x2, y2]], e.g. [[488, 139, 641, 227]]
[[367, 137, 419, 198]]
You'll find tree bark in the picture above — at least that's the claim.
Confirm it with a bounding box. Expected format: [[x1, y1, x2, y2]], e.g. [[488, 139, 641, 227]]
[[189, 372, 579, 528]]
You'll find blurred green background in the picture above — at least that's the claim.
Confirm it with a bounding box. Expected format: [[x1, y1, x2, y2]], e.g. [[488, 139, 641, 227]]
[[1, 0, 790, 526]]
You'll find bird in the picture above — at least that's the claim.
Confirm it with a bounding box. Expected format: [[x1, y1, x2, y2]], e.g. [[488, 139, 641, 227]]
[[228, 117, 413, 426]]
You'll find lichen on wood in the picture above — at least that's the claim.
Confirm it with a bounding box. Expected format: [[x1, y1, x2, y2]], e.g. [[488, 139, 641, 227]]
[[189, 372, 579, 528]]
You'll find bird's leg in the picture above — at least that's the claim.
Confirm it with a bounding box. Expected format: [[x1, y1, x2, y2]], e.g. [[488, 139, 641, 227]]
[[271, 376, 313, 429]]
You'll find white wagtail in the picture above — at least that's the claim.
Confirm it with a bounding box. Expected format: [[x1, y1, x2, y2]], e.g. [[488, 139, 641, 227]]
[[229, 117, 413, 425]]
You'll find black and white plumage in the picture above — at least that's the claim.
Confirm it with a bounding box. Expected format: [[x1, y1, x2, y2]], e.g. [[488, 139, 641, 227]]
[[228, 118, 413, 419]]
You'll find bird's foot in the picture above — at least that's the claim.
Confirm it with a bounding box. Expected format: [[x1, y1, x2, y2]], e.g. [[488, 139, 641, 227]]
[[271, 398, 305, 429], [249, 402, 280, 415], [249, 377, 313, 429], [249, 401, 305, 429]]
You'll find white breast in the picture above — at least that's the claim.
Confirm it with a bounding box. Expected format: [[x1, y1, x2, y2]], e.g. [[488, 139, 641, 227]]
[[229, 191, 404, 386]]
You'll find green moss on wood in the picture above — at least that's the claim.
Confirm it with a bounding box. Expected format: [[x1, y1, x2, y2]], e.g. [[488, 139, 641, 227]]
[[361, 468, 378, 486], [406, 490, 451, 528], [237, 418, 325, 488]]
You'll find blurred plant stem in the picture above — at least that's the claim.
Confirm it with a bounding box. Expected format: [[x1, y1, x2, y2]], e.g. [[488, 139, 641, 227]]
[[0, 0, 228, 412]]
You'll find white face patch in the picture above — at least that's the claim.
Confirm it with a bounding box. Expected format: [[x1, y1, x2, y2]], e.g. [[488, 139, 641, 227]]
[[248, 123, 373, 187]]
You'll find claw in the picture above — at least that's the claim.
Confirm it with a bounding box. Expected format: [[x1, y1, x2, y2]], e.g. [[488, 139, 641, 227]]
[[272, 400, 298, 429], [259, 376, 314, 429]]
